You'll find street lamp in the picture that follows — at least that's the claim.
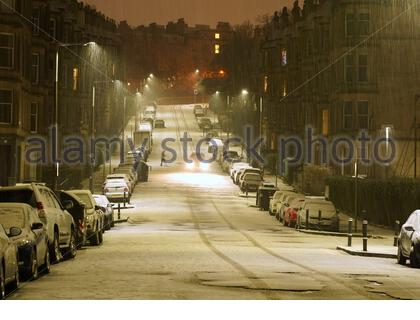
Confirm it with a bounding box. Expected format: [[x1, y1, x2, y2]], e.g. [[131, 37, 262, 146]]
[[90, 79, 114, 192], [54, 41, 96, 190]]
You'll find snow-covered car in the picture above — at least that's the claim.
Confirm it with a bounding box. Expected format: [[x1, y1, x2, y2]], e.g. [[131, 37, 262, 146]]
[[67, 190, 103, 246], [296, 199, 339, 231], [0, 183, 76, 263], [230, 162, 250, 180], [275, 193, 302, 221], [237, 168, 262, 186], [0, 224, 19, 299], [282, 197, 305, 228], [93, 195, 115, 230], [104, 179, 131, 204], [397, 210, 420, 268], [240, 173, 263, 192], [0, 203, 50, 280], [105, 174, 133, 194]]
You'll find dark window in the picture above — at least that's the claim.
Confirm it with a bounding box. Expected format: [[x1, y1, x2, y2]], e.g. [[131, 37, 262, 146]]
[[359, 13, 370, 36], [32, 8, 40, 36], [0, 89, 13, 124], [0, 190, 36, 207], [345, 13, 355, 37], [49, 18, 56, 39], [0, 33, 14, 69], [357, 101, 369, 129], [343, 102, 353, 130], [31, 53, 39, 84], [345, 55, 354, 82], [30, 102, 38, 133], [358, 55, 368, 82]]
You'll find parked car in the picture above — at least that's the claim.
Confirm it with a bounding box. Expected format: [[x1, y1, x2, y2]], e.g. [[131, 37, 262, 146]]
[[0, 203, 50, 280], [230, 162, 249, 180], [397, 210, 420, 268], [296, 199, 339, 231], [0, 224, 20, 299], [240, 173, 263, 192], [58, 191, 87, 248], [67, 191, 103, 246], [154, 119, 166, 128], [275, 193, 301, 221], [282, 197, 305, 227], [104, 179, 131, 204], [194, 105, 204, 117], [93, 195, 115, 230], [197, 117, 212, 129], [269, 191, 287, 216], [0, 183, 76, 263], [115, 167, 138, 186], [237, 168, 262, 186], [105, 174, 133, 194]]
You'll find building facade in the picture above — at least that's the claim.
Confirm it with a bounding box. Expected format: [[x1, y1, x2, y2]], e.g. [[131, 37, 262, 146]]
[[0, 0, 122, 188]]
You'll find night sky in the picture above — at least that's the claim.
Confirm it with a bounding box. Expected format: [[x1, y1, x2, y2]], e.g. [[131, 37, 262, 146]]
[[84, 0, 295, 27]]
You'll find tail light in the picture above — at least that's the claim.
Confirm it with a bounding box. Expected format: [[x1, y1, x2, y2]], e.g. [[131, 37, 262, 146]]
[[77, 219, 85, 233], [36, 202, 46, 218]]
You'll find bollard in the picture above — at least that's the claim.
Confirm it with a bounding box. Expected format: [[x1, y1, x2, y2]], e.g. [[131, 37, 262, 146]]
[[318, 210, 322, 230], [123, 192, 127, 208], [118, 203, 121, 220], [347, 219, 353, 247], [363, 220, 368, 252], [394, 220, 400, 247], [306, 209, 310, 230]]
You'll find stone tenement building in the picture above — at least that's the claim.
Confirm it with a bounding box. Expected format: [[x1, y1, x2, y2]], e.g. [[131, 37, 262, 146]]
[[0, 0, 121, 187], [228, 0, 420, 179]]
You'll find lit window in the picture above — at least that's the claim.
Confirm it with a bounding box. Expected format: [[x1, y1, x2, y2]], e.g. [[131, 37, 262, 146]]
[[0, 89, 13, 124], [264, 76, 268, 93], [73, 67, 79, 91], [282, 80, 287, 97], [215, 44, 220, 54], [31, 53, 39, 84], [0, 33, 14, 69], [30, 102, 38, 133], [215, 33, 220, 40], [281, 49, 287, 66]]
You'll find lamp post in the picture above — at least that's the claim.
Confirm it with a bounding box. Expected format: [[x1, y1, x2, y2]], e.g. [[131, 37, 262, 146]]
[[90, 79, 114, 192], [414, 94, 420, 179], [54, 41, 96, 190]]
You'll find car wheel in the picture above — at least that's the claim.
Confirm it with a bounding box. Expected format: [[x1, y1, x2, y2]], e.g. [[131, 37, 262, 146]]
[[397, 245, 407, 265], [0, 263, 5, 300], [91, 231, 100, 246], [98, 230, 103, 244], [26, 249, 39, 281], [50, 231, 62, 264], [63, 231, 77, 260], [410, 247, 420, 268], [10, 267, 19, 291], [105, 217, 111, 231], [111, 217, 115, 228], [43, 249, 51, 274]]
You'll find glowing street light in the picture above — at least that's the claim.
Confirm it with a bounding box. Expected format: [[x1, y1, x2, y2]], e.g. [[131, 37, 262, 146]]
[[242, 89, 249, 95], [54, 41, 96, 190]]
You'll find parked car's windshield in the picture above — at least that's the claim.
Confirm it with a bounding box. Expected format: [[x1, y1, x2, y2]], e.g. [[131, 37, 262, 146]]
[[0, 190, 37, 207], [73, 193, 93, 209], [0, 207, 25, 230]]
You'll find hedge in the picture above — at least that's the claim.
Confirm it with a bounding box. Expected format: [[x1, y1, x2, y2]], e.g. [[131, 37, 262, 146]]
[[326, 177, 420, 227]]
